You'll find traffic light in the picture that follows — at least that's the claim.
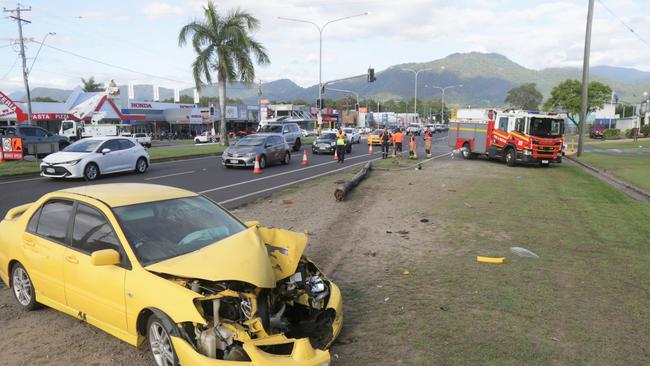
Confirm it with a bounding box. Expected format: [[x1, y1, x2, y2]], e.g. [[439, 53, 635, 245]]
[[209, 104, 215, 116], [316, 98, 324, 109], [367, 68, 376, 82], [355, 103, 359, 111]]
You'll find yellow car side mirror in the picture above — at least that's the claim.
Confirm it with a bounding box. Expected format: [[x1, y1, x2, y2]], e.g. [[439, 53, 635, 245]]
[[91, 249, 121, 266], [244, 220, 260, 228]]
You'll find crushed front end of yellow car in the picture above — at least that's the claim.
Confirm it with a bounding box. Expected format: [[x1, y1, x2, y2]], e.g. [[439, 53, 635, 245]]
[[145, 226, 343, 365]]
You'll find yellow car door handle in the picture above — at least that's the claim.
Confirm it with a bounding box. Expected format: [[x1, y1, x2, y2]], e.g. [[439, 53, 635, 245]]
[[24, 240, 36, 247], [65, 255, 79, 264]]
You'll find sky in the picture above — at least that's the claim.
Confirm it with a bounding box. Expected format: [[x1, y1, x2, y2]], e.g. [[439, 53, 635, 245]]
[[0, 0, 649, 93]]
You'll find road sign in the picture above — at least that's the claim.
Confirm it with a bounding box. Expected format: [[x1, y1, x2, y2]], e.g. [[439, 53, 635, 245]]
[[382, 114, 388, 124]]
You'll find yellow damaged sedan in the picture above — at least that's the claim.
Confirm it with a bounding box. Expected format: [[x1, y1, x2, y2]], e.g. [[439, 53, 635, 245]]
[[0, 183, 342, 366]]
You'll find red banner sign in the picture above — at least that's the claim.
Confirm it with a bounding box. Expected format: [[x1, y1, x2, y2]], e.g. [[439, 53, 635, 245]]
[[32, 113, 73, 120], [0, 91, 28, 122]]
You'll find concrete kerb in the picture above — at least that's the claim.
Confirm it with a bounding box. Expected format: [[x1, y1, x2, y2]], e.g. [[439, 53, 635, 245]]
[[566, 155, 650, 202], [372, 152, 451, 171]]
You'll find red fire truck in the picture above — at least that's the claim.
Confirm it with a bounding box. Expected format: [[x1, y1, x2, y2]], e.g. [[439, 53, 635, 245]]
[[448, 109, 565, 167]]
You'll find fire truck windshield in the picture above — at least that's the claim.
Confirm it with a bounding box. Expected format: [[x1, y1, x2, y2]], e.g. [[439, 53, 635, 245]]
[[529, 117, 564, 138]]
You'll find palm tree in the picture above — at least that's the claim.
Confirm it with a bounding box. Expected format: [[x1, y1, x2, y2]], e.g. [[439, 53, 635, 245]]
[[81, 77, 105, 92], [179, 2, 270, 145]]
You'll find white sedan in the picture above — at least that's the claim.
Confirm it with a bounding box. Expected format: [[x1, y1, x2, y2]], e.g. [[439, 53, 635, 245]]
[[40, 136, 150, 180], [342, 127, 361, 144]]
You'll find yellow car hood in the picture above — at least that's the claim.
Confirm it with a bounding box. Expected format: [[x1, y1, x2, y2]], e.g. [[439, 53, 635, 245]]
[[144, 226, 308, 288]]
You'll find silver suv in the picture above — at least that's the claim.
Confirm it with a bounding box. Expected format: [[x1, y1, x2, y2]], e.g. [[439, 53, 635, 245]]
[[257, 123, 302, 151]]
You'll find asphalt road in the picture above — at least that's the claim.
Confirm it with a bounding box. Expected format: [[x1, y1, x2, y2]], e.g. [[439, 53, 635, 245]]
[[0, 132, 450, 216]]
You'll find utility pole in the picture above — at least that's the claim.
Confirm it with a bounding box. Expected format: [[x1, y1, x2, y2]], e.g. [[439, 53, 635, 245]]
[[4, 3, 33, 125], [578, 0, 595, 157]]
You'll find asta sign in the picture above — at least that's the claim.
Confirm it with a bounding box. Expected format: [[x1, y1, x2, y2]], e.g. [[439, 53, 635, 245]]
[[0, 91, 28, 122]]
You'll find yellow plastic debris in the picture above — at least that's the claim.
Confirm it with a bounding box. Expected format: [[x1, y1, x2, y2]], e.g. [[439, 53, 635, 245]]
[[477, 256, 505, 264], [402, 269, 411, 275]]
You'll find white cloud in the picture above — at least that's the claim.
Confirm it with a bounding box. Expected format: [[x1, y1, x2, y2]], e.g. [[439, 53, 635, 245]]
[[143, 2, 186, 19]]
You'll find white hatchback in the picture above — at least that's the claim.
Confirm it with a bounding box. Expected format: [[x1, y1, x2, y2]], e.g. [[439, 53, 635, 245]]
[[40, 136, 150, 180]]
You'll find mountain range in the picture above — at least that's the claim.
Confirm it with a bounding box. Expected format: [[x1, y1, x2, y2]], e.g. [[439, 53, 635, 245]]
[[8, 52, 650, 107]]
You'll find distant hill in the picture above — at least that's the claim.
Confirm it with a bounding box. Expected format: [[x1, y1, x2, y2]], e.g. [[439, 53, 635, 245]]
[[8, 52, 650, 107]]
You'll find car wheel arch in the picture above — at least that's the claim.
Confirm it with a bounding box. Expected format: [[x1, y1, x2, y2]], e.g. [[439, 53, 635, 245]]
[[137, 307, 179, 338], [7, 259, 20, 287]]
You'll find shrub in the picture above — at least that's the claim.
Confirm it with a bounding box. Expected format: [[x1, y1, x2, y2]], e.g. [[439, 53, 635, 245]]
[[641, 124, 650, 137], [625, 129, 635, 138], [603, 128, 622, 140]]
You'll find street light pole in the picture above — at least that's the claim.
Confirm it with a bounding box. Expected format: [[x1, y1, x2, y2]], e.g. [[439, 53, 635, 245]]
[[29, 32, 55, 75], [577, 0, 595, 157], [278, 12, 368, 118], [405, 69, 433, 116], [425, 84, 463, 123], [325, 87, 359, 107]]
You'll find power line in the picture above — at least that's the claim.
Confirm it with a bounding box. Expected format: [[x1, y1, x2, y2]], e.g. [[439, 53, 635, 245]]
[[597, 0, 650, 49], [29, 39, 190, 85], [27, 39, 267, 91], [1, 56, 19, 79]]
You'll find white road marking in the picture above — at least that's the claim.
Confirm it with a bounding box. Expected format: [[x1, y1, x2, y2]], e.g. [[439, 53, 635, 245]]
[[0, 176, 47, 185], [144, 170, 196, 181], [198, 152, 382, 194], [217, 152, 450, 205], [152, 156, 216, 165]]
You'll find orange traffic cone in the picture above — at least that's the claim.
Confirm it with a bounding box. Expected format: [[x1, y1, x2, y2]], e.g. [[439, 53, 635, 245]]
[[253, 155, 262, 174], [301, 149, 308, 165], [333, 148, 338, 161], [368, 143, 373, 155]]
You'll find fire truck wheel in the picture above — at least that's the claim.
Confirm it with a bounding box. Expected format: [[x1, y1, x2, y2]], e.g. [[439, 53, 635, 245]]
[[461, 144, 472, 160], [505, 148, 517, 167]]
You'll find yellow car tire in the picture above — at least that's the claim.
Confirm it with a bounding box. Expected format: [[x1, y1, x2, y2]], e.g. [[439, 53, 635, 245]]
[[147, 314, 180, 366], [10, 263, 40, 311]]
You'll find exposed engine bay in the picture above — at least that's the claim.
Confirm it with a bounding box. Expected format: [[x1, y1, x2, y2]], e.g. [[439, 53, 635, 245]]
[[162, 257, 336, 361]]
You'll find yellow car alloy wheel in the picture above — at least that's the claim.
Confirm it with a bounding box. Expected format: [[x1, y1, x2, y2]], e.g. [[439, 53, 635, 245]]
[[148, 315, 179, 366]]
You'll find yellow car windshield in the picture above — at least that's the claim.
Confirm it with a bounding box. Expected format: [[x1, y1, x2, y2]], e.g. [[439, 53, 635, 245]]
[[113, 196, 246, 266]]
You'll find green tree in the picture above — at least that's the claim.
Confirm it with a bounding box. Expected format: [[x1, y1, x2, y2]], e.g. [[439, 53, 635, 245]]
[[505, 83, 543, 110], [543, 79, 612, 126], [80, 77, 105, 92], [179, 1, 269, 145], [32, 96, 59, 102]]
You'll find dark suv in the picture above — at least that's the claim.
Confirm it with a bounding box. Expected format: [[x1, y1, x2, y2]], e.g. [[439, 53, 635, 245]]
[[0, 125, 69, 155]]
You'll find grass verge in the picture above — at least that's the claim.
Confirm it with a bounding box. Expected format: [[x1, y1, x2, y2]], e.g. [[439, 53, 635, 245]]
[[577, 152, 650, 192], [585, 139, 650, 150], [336, 162, 650, 365]]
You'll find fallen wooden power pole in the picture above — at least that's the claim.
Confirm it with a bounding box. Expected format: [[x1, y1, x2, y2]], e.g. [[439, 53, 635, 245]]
[[335, 161, 372, 201]]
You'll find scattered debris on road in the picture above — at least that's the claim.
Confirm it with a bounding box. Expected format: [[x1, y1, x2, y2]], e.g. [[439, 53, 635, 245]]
[[477, 256, 506, 264], [510, 247, 539, 258]]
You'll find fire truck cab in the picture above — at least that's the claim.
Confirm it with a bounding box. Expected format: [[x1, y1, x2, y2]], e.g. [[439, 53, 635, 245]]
[[449, 109, 565, 167]]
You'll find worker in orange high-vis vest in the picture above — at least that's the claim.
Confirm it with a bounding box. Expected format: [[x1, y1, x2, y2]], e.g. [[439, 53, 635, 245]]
[[335, 128, 347, 163], [408, 131, 418, 159], [392, 128, 404, 159], [424, 127, 432, 158]]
